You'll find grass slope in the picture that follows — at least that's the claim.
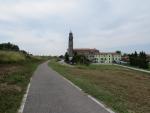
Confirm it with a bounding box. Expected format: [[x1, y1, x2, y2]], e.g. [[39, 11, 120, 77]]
[[49, 60, 150, 113], [0, 50, 26, 63], [0, 51, 47, 113]]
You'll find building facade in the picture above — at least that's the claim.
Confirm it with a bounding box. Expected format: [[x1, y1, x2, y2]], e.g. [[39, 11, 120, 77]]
[[73, 48, 99, 62], [94, 53, 121, 64]]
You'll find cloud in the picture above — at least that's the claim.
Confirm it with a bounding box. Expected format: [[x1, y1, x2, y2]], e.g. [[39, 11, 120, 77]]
[[1, 29, 66, 55], [0, 0, 150, 55], [0, 0, 78, 21]]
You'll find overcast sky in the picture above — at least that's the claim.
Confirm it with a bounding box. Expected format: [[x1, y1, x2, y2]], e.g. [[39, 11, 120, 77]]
[[0, 0, 150, 55]]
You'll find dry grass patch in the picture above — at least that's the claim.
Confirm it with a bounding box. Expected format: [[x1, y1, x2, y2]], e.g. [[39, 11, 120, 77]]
[[49, 61, 150, 113], [0, 61, 43, 113], [0, 64, 21, 77]]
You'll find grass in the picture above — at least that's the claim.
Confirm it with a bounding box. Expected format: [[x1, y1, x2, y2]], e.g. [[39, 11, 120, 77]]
[[0, 50, 26, 63], [49, 60, 150, 113], [0, 51, 47, 113], [120, 62, 150, 71]]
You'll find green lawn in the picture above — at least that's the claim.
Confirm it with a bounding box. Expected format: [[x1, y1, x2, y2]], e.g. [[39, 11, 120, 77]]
[[49, 60, 150, 113], [0, 51, 47, 113]]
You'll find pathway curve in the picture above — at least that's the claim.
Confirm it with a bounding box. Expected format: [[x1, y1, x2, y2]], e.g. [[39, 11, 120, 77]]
[[23, 62, 111, 113]]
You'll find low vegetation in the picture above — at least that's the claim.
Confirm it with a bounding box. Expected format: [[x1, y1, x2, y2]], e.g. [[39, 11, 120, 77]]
[[0, 43, 49, 113], [0, 58, 47, 113], [64, 52, 90, 65], [0, 51, 26, 63], [49, 60, 150, 113]]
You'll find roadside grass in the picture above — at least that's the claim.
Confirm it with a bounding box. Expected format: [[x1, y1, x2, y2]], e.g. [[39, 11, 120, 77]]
[[49, 60, 150, 113], [0, 51, 47, 113], [0, 50, 26, 63], [120, 63, 150, 71]]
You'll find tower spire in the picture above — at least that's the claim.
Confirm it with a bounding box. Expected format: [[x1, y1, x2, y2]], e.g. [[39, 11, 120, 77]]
[[68, 31, 73, 57]]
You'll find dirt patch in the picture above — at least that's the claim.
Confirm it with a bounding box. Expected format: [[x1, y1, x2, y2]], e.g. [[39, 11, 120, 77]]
[[0, 83, 22, 92], [0, 64, 21, 78]]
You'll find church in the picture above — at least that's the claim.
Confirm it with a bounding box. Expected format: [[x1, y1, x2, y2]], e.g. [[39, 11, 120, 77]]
[[67, 32, 121, 64]]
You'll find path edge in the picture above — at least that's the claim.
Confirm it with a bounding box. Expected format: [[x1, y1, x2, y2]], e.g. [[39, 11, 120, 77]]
[[18, 78, 32, 113], [58, 72, 116, 113]]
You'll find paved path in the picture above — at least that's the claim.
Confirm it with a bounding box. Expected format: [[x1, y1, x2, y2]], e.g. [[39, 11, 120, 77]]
[[23, 62, 111, 113], [114, 64, 150, 74]]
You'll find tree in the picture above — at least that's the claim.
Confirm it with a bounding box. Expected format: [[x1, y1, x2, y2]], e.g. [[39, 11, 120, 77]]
[[134, 51, 138, 66], [64, 52, 69, 63], [139, 51, 149, 69], [72, 52, 90, 65], [129, 51, 149, 69], [0, 42, 19, 51], [59, 55, 64, 59], [116, 50, 121, 54]]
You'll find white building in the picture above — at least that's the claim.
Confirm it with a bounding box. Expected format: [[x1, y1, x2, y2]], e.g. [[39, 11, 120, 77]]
[[93, 52, 121, 64]]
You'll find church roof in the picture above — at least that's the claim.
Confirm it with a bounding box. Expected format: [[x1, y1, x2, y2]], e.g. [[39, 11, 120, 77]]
[[73, 48, 99, 51], [95, 52, 121, 55]]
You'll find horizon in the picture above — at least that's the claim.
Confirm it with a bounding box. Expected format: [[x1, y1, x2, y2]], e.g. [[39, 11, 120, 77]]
[[0, 0, 150, 55]]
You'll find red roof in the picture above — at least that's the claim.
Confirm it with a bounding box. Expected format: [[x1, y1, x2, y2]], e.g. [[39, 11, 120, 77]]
[[73, 48, 120, 55], [73, 48, 99, 51], [95, 52, 121, 55]]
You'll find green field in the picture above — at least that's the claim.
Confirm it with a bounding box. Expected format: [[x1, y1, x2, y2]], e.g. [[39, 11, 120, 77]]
[[49, 60, 150, 113], [0, 51, 47, 113]]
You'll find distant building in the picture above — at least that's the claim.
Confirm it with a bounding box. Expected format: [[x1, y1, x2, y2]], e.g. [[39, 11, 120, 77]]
[[67, 32, 121, 64], [74, 48, 99, 62], [94, 52, 121, 64]]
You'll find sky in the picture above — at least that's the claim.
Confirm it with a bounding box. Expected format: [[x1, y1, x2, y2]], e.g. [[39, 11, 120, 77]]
[[0, 0, 150, 55]]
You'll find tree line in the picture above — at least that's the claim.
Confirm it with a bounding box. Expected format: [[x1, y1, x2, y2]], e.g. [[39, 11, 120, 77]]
[[0, 42, 19, 51], [0, 42, 31, 57], [64, 52, 90, 65], [129, 51, 149, 69]]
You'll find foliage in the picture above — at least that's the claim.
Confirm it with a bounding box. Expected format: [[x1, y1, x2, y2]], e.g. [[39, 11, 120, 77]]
[[116, 50, 121, 54], [139, 51, 149, 69], [59, 55, 64, 59], [64, 52, 69, 63], [72, 52, 90, 65], [0, 57, 45, 113], [129, 51, 149, 69], [0, 42, 19, 51], [0, 51, 26, 63]]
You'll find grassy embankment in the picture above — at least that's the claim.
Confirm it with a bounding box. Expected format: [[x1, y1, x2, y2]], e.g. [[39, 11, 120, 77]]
[[120, 63, 150, 71], [0, 50, 48, 113], [49, 60, 150, 113]]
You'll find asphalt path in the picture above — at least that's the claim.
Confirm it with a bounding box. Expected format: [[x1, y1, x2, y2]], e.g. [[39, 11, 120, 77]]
[[23, 61, 111, 113]]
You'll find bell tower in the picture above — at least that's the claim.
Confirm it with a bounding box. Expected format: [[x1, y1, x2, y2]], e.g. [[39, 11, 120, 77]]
[[68, 31, 73, 57]]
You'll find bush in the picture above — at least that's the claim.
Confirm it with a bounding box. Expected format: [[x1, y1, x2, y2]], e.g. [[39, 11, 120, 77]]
[[0, 42, 19, 51], [0, 51, 26, 63]]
